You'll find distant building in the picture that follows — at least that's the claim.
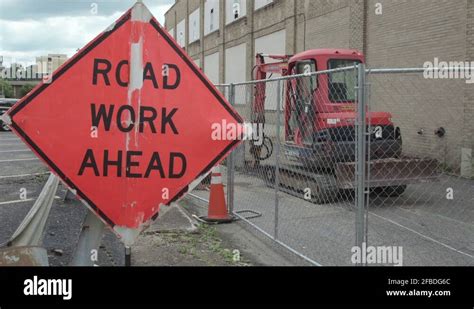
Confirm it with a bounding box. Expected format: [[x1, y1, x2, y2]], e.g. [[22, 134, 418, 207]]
[[36, 54, 68, 74], [0, 56, 5, 75], [0, 54, 68, 80]]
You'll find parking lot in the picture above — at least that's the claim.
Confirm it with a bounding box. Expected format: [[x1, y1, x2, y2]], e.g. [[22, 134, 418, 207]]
[[0, 131, 124, 266]]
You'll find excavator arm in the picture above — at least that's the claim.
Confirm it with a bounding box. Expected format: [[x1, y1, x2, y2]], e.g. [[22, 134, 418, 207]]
[[251, 53, 291, 163], [252, 54, 290, 124]]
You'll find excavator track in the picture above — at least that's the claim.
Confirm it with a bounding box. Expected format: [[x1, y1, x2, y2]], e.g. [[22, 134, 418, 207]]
[[262, 164, 339, 204]]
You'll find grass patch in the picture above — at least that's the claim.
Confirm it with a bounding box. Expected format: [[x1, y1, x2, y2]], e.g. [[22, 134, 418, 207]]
[[158, 224, 247, 265]]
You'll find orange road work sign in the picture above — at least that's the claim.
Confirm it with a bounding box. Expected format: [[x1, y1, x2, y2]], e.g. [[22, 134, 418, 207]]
[[5, 2, 243, 244]]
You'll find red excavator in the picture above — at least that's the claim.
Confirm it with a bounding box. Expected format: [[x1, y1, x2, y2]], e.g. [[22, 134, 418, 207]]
[[250, 49, 438, 203]]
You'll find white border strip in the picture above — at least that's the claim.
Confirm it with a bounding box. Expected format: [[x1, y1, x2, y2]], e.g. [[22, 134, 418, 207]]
[[370, 212, 474, 260], [0, 172, 50, 179], [0, 196, 61, 206], [0, 158, 38, 163], [0, 149, 30, 153]]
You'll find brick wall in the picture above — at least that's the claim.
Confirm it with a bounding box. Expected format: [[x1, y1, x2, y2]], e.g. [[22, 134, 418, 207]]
[[463, 0, 474, 176], [366, 0, 469, 170]]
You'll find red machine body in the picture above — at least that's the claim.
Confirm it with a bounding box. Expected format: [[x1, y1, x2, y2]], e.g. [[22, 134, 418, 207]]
[[253, 49, 393, 147]]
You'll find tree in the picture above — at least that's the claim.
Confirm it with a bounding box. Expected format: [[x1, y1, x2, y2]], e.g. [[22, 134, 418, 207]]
[[19, 84, 36, 97], [0, 79, 13, 98]]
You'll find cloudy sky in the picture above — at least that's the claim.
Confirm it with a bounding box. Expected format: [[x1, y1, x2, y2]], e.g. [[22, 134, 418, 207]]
[[0, 0, 174, 66]]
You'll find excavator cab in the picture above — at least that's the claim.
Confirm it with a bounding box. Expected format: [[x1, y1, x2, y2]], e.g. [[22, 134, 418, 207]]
[[285, 50, 363, 148]]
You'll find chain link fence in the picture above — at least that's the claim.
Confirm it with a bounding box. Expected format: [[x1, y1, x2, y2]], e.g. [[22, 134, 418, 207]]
[[364, 68, 474, 266], [192, 65, 474, 266]]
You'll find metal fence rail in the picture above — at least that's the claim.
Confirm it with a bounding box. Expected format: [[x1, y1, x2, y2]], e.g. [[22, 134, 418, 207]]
[[195, 65, 474, 266]]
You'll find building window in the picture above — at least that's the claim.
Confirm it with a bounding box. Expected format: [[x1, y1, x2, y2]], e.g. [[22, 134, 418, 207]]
[[225, 43, 247, 104], [177, 19, 186, 47], [254, 0, 273, 11], [204, 52, 220, 84], [189, 8, 200, 43], [205, 0, 219, 35], [210, 9, 214, 31], [226, 0, 246, 25], [233, 2, 240, 19]]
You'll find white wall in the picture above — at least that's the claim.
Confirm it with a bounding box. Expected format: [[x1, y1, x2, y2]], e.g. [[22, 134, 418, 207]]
[[204, 52, 220, 84], [193, 58, 201, 69], [254, 29, 286, 57], [168, 27, 175, 39], [204, 0, 219, 35], [176, 19, 186, 47], [225, 43, 247, 104], [226, 0, 246, 24], [189, 8, 200, 43], [254, 0, 273, 10], [254, 29, 286, 110]]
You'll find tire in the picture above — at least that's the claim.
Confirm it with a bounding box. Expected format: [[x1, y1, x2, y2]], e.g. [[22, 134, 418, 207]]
[[373, 185, 407, 197], [307, 174, 339, 204], [263, 165, 275, 186]]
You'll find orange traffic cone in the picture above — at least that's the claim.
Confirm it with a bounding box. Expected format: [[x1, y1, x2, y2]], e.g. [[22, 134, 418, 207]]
[[201, 166, 234, 223]]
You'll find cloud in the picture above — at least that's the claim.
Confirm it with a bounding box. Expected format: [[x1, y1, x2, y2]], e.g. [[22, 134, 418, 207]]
[[0, 0, 173, 66], [0, 0, 173, 20]]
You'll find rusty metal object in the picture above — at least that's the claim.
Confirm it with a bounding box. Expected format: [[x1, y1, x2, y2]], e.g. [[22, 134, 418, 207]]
[[0, 246, 49, 266], [335, 157, 440, 189]]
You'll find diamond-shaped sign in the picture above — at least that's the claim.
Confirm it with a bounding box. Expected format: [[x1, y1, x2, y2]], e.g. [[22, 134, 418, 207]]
[[4, 3, 243, 244]]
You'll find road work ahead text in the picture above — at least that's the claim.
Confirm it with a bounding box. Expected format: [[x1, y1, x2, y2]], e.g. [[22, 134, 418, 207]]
[[77, 58, 187, 179]]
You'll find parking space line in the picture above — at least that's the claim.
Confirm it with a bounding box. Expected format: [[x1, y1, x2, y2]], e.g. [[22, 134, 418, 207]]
[[369, 211, 474, 259], [0, 196, 61, 206], [0, 158, 39, 163], [0, 198, 34, 205], [0, 172, 50, 179], [0, 143, 24, 146], [0, 149, 30, 153]]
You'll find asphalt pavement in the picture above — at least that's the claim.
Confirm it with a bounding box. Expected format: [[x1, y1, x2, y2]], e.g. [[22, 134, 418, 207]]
[[0, 131, 124, 266], [191, 166, 474, 266]]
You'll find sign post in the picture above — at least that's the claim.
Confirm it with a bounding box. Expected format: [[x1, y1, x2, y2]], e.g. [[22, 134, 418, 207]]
[[5, 2, 243, 246], [70, 210, 105, 266]]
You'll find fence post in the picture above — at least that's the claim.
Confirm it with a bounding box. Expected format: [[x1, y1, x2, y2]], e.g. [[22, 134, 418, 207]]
[[227, 84, 235, 215], [355, 63, 367, 263], [274, 80, 282, 240]]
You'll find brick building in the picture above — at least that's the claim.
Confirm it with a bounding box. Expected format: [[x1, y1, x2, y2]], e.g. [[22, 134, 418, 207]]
[[165, 0, 474, 176]]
